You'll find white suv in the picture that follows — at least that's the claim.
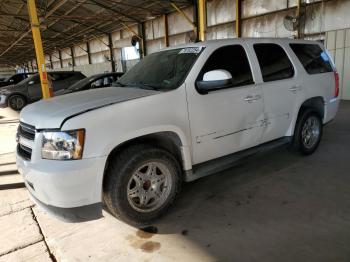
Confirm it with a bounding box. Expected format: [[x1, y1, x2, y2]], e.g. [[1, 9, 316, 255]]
[[17, 38, 339, 224]]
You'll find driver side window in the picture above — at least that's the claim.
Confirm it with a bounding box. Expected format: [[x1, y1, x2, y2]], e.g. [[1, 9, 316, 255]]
[[200, 45, 254, 88], [29, 75, 40, 85], [91, 78, 104, 88]]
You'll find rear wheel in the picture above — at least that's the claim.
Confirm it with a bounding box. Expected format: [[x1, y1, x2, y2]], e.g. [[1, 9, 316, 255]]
[[103, 144, 182, 225], [291, 109, 323, 155], [8, 95, 26, 111]]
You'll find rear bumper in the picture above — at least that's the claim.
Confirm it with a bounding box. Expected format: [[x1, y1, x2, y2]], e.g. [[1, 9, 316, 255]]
[[324, 97, 340, 124], [0, 95, 8, 108]]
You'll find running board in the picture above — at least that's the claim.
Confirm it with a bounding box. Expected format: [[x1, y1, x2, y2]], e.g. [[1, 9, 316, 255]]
[[184, 137, 291, 182]]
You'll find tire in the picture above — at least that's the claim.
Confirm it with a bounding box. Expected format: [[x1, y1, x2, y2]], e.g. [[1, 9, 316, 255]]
[[103, 144, 182, 225], [8, 95, 26, 111], [291, 109, 323, 155]]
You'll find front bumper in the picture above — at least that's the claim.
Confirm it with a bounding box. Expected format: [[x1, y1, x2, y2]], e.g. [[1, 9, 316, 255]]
[[17, 153, 107, 211], [28, 190, 102, 222], [0, 94, 8, 108]]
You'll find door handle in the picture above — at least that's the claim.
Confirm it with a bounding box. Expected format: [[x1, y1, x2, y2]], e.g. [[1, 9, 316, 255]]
[[289, 85, 302, 93], [244, 94, 261, 103]]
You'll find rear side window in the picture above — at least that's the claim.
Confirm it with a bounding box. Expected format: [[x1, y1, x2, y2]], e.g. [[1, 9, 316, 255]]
[[290, 44, 333, 74], [200, 45, 254, 88], [254, 43, 294, 82]]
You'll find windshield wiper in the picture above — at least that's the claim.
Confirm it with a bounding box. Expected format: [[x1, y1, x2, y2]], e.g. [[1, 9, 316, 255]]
[[113, 81, 126, 87], [125, 82, 160, 90]]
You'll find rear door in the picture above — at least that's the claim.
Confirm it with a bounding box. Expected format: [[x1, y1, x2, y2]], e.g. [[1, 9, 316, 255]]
[[252, 43, 302, 143], [289, 43, 335, 122], [187, 44, 264, 164]]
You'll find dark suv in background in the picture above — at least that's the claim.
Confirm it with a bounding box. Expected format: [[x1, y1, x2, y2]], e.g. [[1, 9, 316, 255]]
[[0, 73, 35, 87], [0, 71, 85, 111], [56, 72, 123, 96]]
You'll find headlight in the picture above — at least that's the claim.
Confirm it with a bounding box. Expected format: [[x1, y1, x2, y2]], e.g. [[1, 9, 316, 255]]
[[41, 129, 85, 160]]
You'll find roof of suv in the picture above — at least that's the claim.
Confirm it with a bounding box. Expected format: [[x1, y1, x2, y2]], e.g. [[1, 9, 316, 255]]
[[48, 71, 84, 74], [164, 38, 322, 51]]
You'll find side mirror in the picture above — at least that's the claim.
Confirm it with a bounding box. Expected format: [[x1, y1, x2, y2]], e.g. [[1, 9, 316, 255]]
[[28, 81, 35, 85], [196, 69, 233, 94]]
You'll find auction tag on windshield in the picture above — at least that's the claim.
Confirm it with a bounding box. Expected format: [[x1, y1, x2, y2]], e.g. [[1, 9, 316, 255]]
[[179, 47, 203, 54]]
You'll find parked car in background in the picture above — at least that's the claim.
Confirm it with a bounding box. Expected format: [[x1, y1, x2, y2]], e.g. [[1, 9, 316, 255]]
[[56, 72, 123, 96], [0, 71, 85, 111], [16, 39, 339, 225], [0, 73, 35, 87]]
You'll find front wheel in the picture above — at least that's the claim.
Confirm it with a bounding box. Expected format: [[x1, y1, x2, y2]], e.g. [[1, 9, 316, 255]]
[[291, 109, 323, 155], [8, 95, 26, 111], [103, 144, 182, 225]]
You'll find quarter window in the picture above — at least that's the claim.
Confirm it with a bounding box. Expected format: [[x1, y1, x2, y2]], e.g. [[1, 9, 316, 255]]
[[199, 45, 254, 88], [290, 44, 333, 74], [254, 43, 294, 82]]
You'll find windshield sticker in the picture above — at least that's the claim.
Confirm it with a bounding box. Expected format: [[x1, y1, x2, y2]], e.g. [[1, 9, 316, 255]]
[[179, 47, 203, 54], [320, 51, 329, 62]]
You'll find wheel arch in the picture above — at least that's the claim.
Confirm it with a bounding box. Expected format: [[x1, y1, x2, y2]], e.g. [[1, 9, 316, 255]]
[[287, 96, 325, 136], [7, 93, 28, 110], [102, 131, 192, 190]]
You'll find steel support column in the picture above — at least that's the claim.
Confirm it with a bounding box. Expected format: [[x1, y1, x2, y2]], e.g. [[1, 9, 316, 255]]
[[58, 50, 63, 68], [49, 54, 53, 69], [27, 0, 51, 99], [108, 33, 116, 72], [197, 0, 206, 41], [86, 41, 92, 64], [138, 23, 146, 58], [70, 46, 75, 68], [163, 14, 169, 47], [235, 0, 242, 37], [297, 0, 302, 38]]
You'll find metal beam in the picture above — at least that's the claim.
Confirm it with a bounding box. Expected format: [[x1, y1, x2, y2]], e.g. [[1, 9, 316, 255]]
[[171, 2, 197, 36], [0, 0, 68, 58], [89, 0, 141, 23]]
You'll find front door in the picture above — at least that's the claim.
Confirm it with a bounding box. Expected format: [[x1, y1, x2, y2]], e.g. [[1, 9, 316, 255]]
[[186, 44, 265, 165]]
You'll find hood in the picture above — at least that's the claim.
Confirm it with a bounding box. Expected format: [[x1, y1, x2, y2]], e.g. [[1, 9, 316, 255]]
[[54, 88, 73, 96], [0, 82, 9, 87], [0, 84, 16, 93], [20, 87, 159, 129]]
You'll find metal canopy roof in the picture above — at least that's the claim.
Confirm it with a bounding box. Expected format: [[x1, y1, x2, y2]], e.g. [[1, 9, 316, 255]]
[[0, 0, 192, 67]]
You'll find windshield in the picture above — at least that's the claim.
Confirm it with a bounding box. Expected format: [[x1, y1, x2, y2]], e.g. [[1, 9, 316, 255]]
[[117, 47, 203, 91], [3, 76, 12, 82]]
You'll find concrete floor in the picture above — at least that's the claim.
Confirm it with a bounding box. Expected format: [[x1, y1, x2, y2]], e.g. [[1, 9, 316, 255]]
[[0, 102, 349, 262]]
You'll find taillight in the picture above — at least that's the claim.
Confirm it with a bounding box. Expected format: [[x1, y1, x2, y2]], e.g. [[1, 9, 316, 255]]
[[334, 71, 339, 98]]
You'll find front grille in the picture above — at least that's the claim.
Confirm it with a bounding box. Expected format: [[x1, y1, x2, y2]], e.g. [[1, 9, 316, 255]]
[[17, 144, 32, 161], [18, 122, 36, 140], [17, 122, 35, 161]]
